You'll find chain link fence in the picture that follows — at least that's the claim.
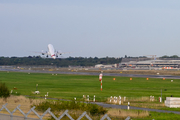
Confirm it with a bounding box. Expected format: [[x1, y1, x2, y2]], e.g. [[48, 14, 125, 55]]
[[0, 103, 120, 120]]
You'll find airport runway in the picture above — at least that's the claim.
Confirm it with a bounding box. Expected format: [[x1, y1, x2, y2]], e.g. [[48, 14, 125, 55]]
[[1, 68, 180, 79]]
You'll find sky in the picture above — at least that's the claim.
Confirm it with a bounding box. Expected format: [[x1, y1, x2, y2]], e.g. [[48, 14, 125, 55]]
[[1, 0, 180, 58]]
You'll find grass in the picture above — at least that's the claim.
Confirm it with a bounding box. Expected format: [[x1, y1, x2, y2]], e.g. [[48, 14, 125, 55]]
[[1, 71, 180, 99], [1, 71, 180, 110]]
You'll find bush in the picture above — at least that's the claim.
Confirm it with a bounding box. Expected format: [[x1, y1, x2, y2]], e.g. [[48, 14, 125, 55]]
[[89, 104, 99, 115], [32, 100, 108, 116], [89, 104, 108, 116], [0, 82, 10, 99]]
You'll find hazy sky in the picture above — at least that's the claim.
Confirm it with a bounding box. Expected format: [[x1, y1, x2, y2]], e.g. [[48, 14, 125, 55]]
[[1, 0, 180, 58]]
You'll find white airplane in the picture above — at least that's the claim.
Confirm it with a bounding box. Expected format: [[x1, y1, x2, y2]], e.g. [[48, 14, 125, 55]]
[[41, 44, 66, 59]]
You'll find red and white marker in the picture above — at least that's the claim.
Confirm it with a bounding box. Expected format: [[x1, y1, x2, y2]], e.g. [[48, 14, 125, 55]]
[[99, 73, 103, 91], [99, 73, 103, 81], [101, 80, 102, 91]]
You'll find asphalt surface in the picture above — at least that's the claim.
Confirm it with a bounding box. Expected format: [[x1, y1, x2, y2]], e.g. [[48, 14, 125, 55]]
[[1, 68, 180, 114], [2, 68, 180, 79], [94, 102, 180, 114]]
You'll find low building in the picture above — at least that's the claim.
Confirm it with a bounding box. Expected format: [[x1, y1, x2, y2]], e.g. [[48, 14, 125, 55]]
[[95, 64, 118, 68], [120, 59, 180, 69]]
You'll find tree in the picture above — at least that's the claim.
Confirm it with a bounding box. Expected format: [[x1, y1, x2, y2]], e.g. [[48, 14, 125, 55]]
[[170, 55, 179, 58], [0, 82, 10, 100], [161, 55, 169, 58]]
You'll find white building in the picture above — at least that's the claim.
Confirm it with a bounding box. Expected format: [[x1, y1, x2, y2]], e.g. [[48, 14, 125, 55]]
[[95, 64, 117, 68]]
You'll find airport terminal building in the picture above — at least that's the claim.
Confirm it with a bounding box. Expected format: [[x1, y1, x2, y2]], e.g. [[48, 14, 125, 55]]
[[119, 58, 180, 70]]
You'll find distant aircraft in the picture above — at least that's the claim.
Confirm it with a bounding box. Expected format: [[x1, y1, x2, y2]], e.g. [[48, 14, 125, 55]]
[[40, 44, 67, 59]]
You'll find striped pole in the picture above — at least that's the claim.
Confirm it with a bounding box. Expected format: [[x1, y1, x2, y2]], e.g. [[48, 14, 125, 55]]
[[99, 73, 102, 81], [101, 80, 102, 91], [99, 73, 103, 91]]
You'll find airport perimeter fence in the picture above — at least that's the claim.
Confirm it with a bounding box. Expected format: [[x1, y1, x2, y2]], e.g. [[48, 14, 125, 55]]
[[0, 103, 132, 120]]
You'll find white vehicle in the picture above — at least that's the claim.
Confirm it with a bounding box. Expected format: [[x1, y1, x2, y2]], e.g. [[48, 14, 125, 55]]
[[41, 44, 66, 59]]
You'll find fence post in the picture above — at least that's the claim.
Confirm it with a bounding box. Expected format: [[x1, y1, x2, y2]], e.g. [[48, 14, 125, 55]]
[[110, 96, 112, 103], [74, 97, 76, 103], [127, 102, 130, 110], [119, 96, 121, 105], [87, 95, 89, 102], [115, 97, 117, 104]]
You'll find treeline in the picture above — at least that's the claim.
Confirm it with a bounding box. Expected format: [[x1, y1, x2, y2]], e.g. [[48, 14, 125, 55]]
[[0, 56, 122, 67], [160, 55, 179, 58]]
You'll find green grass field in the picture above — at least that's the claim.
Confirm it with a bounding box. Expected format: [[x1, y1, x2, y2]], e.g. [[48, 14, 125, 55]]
[[1, 71, 180, 119], [1, 71, 180, 101]]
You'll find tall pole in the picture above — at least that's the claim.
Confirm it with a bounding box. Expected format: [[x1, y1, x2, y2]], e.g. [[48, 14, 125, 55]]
[[101, 79, 102, 91], [99, 73, 103, 91]]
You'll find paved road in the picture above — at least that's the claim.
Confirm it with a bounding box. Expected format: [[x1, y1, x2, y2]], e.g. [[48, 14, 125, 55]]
[[93, 102, 180, 114], [1, 68, 180, 79]]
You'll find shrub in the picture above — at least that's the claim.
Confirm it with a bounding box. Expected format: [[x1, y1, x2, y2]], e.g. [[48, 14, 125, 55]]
[[0, 82, 10, 99], [32, 100, 108, 116], [89, 104, 108, 116], [89, 104, 99, 115]]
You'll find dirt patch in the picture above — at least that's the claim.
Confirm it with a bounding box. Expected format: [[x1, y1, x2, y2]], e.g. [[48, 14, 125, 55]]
[[0, 95, 45, 119], [107, 108, 149, 119]]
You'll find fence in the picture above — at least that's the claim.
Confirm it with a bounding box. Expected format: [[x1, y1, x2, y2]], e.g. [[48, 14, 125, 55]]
[[0, 103, 129, 120]]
